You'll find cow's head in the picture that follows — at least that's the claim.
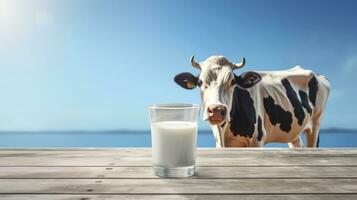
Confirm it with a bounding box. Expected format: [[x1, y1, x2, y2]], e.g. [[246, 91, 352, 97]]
[[174, 55, 261, 125]]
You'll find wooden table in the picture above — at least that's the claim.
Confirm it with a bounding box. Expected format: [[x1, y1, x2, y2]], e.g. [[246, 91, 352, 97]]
[[0, 148, 356, 199]]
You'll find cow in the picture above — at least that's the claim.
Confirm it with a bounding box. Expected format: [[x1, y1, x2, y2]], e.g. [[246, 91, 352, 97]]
[[174, 55, 330, 148]]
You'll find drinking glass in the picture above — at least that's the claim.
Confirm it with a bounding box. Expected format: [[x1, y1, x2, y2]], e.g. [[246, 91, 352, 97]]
[[148, 103, 200, 177]]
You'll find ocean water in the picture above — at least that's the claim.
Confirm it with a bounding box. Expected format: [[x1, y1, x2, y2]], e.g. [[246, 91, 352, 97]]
[[0, 130, 356, 147]]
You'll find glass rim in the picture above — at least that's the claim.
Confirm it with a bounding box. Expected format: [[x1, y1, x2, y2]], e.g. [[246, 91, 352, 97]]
[[148, 103, 200, 109]]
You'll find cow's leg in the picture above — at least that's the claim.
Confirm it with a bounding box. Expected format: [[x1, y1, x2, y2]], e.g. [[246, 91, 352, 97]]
[[306, 126, 320, 147], [288, 136, 304, 148], [306, 112, 322, 148], [251, 135, 265, 147], [306, 125, 321, 147]]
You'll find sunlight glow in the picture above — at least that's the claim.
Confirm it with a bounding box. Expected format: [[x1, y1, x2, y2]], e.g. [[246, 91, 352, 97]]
[[0, 0, 33, 43], [0, 0, 18, 28]]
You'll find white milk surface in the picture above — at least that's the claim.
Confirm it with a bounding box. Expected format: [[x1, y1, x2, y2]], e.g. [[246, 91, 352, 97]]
[[151, 121, 197, 168]]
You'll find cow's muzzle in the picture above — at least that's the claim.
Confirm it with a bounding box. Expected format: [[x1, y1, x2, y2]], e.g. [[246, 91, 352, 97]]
[[207, 104, 227, 125]]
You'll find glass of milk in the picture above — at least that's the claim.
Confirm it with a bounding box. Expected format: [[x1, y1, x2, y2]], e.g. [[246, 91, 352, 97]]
[[148, 103, 200, 177]]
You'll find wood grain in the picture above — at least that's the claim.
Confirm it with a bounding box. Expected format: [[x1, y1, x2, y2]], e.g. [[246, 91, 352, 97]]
[[0, 148, 355, 199], [0, 178, 356, 194], [0, 195, 356, 200], [0, 166, 356, 179], [0, 149, 356, 167]]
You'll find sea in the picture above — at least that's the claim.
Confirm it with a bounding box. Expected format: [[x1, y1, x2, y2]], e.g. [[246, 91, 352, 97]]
[[0, 129, 356, 147]]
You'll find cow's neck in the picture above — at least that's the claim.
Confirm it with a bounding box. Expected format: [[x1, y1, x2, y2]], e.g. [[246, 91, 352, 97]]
[[210, 87, 257, 148], [211, 115, 254, 148], [229, 86, 257, 139]]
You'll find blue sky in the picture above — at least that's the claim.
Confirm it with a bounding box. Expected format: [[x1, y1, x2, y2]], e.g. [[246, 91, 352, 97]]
[[0, 0, 356, 130]]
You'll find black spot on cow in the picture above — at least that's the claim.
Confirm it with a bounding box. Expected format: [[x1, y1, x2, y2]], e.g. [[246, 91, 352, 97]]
[[263, 96, 292, 133], [281, 78, 305, 125], [308, 76, 318, 106], [257, 116, 263, 141], [229, 87, 256, 138], [299, 90, 312, 115]]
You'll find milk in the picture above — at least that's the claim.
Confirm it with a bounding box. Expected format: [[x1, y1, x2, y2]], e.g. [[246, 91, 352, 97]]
[[151, 121, 197, 168]]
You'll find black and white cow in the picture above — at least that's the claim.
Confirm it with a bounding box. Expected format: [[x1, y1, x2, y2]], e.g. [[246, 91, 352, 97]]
[[174, 55, 330, 148]]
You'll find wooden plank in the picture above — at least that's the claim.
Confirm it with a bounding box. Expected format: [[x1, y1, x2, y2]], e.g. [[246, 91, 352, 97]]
[[0, 194, 356, 200], [1, 149, 354, 159], [1, 148, 357, 156], [0, 154, 355, 166], [1, 166, 356, 179], [0, 179, 356, 194]]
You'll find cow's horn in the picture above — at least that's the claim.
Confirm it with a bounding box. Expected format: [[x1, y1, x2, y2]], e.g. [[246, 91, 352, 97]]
[[190, 55, 201, 69], [233, 57, 246, 69]]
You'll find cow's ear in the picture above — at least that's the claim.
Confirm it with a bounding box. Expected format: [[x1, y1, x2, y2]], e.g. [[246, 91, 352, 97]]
[[234, 71, 262, 89], [174, 72, 198, 89]]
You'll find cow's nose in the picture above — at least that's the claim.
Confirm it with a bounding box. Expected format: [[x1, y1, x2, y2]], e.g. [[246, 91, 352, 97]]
[[207, 105, 227, 117]]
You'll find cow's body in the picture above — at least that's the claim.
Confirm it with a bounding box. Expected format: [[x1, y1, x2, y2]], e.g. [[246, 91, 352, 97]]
[[174, 55, 330, 148], [215, 66, 330, 147]]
